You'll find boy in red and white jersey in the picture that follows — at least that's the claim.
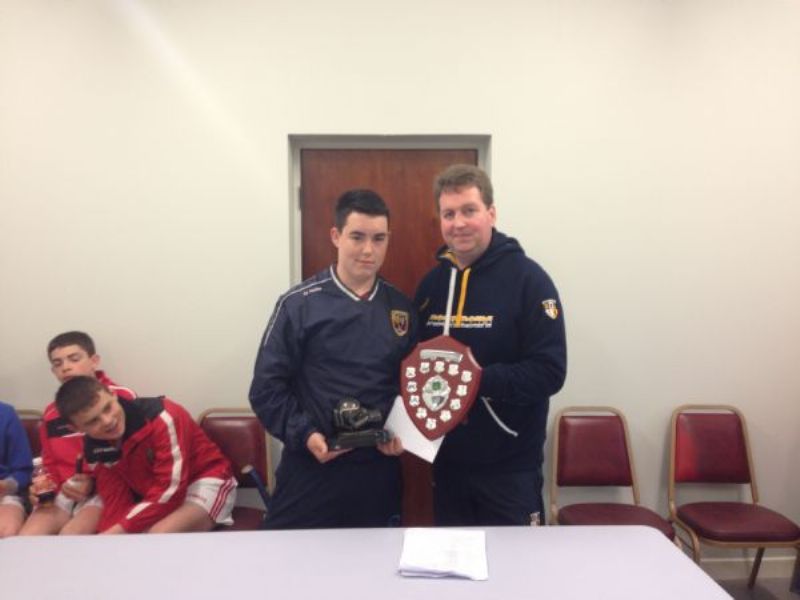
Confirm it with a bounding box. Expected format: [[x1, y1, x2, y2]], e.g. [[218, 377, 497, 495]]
[[55, 376, 236, 533], [20, 331, 136, 535]]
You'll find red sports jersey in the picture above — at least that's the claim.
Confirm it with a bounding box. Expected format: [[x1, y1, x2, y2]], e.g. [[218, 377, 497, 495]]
[[39, 371, 136, 488], [88, 396, 232, 533]]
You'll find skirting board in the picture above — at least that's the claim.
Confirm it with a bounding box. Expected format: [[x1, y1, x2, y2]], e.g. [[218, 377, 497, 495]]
[[700, 555, 796, 581]]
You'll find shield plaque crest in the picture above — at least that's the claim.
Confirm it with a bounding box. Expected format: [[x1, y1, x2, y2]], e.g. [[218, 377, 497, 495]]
[[400, 335, 482, 441]]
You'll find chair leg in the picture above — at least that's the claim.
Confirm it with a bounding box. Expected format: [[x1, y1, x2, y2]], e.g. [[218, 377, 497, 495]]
[[790, 548, 799, 595], [672, 522, 700, 562], [747, 548, 764, 589], [687, 530, 701, 563]]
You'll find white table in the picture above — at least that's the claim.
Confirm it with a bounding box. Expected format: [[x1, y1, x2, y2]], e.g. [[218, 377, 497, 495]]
[[1, 525, 729, 600]]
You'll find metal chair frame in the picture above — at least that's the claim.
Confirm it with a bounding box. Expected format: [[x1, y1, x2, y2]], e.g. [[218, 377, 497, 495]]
[[550, 405, 644, 523], [668, 404, 800, 588]]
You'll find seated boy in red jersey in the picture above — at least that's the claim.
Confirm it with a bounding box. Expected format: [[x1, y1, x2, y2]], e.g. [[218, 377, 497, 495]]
[[55, 376, 236, 533], [20, 331, 136, 535]]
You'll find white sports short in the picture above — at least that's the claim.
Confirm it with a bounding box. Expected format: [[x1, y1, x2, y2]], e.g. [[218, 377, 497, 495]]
[[53, 491, 103, 516], [184, 476, 237, 526], [1, 494, 25, 510]]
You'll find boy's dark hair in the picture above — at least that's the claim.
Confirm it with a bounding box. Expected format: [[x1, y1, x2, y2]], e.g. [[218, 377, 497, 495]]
[[47, 331, 96, 358], [334, 189, 390, 231], [55, 376, 106, 421], [434, 164, 494, 210]]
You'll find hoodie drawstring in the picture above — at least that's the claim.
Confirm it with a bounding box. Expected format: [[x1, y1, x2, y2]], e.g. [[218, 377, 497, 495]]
[[443, 267, 458, 337], [455, 267, 471, 328], [444, 265, 472, 331]]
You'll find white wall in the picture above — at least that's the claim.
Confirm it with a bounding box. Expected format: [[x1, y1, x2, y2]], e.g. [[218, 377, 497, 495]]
[[1, 0, 798, 546]]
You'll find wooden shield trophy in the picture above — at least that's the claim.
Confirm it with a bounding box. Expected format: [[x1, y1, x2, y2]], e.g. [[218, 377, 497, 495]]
[[400, 270, 482, 441]]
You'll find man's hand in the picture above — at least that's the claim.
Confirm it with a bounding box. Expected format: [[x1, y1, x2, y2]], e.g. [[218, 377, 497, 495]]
[[377, 435, 404, 457], [61, 474, 94, 502], [306, 432, 350, 464]]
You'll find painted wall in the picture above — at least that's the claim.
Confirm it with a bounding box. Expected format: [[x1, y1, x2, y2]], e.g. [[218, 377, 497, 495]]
[[1, 0, 798, 546]]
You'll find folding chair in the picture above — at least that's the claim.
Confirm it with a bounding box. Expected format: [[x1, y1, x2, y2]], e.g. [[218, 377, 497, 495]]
[[15, 409, 43, 458], [669, 404, 800, 588], [198, 408, 272, 531], [550, 406, 674, 539]]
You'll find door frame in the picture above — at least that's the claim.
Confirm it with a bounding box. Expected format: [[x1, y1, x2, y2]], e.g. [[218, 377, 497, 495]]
[[288, 134, 492, 285]]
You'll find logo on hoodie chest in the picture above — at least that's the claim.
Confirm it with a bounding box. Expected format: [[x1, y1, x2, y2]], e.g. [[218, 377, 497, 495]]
[[426, 314, 494, 329]]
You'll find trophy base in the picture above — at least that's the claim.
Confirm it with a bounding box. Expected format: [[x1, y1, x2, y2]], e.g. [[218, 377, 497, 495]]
[[327, 429, 391, 450]]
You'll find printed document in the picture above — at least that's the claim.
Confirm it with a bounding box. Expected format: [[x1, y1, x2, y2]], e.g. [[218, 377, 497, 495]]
[[398, 528, 488, 581]]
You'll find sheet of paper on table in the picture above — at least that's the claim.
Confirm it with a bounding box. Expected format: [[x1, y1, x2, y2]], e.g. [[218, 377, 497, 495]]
[[384, 395, 443, 463], [398, 528, 489, 581]]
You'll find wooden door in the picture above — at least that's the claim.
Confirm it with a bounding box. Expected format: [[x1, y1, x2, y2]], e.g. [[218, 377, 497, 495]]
[[300, 147, 478, 525]]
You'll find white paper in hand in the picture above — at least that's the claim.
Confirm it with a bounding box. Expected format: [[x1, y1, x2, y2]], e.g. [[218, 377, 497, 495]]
[[398, 528, 488, 581], [384, 396, 443, 463]]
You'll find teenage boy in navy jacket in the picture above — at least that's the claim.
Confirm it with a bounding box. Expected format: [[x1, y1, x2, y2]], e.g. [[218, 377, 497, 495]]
[[249, 189, 415, 528]]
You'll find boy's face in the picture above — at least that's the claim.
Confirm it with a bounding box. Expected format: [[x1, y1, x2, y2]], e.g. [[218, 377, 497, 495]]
[[49, 344, 99, 383], [330, 211, 389, 289], [70, 389, 126, 441]]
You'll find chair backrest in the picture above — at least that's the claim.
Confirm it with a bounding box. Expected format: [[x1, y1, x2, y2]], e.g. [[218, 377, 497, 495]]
[[550, 406, 639, 519], [197, 408, 271, 490], [669, 404, 757, 513], [15, 409, 43, 458]]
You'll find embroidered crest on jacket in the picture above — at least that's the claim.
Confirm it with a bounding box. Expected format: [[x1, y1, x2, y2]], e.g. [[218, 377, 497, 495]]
[[542, 299, 559, 320], [391, 310, 410, 336]]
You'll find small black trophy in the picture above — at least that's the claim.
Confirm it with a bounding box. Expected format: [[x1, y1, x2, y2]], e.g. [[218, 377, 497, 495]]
[[326, 398, 391, 450]]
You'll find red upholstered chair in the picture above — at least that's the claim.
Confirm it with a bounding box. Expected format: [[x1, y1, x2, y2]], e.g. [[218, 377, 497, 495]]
[[15, 409, 43, 458], [669, 404, 800, 588], [198, 408, 272, 531], [550, 406, 675, 539]]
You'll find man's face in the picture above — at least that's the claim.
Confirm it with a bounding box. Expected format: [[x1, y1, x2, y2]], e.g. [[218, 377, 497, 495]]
[[331, 212, 389, 289], [439, 185, 496, 268], [70, 389, 126, 441], [49, 345, 99, 383]]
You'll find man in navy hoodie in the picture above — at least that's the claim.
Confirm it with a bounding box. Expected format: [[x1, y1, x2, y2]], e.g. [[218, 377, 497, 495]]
[[414, 164, 567, 526]]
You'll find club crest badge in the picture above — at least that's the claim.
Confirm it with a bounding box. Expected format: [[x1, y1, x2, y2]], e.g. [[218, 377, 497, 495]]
[[401, 335, 482, 440], [542, 299, 559, 320], [391, 310, 410, 336]]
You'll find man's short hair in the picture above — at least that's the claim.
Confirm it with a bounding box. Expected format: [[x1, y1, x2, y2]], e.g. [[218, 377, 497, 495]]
[[434, 164, 494, 210], [55, 376, 106, 421], [47, 331, 96, 358], [334, 189, 390, 231]]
